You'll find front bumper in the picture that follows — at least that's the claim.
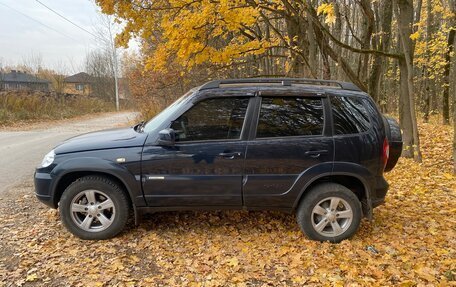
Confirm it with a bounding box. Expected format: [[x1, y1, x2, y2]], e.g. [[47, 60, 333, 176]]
[[34, 171, 56, 208]]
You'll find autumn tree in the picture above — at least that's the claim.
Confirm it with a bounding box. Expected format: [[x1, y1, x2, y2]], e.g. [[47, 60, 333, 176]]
[[448, 0, 456, 173], [396, 0, 422, 161], [96, 0, 455, 164]]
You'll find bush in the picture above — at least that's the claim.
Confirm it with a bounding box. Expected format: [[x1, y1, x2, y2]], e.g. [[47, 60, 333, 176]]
[[0, 91, 115, 124]]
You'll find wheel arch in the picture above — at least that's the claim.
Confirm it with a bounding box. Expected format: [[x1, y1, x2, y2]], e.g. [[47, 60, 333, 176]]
[[54, 171, 131, 206], [293, 171, 372, 218], [50, 157, 145, 224]]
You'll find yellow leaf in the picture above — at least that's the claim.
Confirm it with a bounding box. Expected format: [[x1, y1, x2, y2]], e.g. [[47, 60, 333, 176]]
[[226, 257, 239, 267], [443, 173, 453, 180], [413, 263, 438, 282], [317, 3, 336, 24], [26, 273, 38, 282], [410, 31, 420, 41], [292, 276, 306, 284], [400, 281, 416, 287]]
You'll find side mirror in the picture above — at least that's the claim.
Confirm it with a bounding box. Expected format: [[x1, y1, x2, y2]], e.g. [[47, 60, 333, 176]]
[[158, 128, 175, 146]]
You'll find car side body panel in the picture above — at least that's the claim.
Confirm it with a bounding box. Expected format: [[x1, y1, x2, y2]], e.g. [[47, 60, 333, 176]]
[[141, 141, 247, 206], [243, 162, 334, 209], [243, 138, 334, 208]]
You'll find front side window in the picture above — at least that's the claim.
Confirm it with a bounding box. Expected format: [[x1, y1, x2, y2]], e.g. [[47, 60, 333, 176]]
[[256, 97, 324, 138], [171, 97, 249, 142], [331, 96, 370, 135], [76, 84, 84, 91]]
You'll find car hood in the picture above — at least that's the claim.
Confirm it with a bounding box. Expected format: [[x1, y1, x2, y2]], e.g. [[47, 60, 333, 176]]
[[55, 127, 148, 154]]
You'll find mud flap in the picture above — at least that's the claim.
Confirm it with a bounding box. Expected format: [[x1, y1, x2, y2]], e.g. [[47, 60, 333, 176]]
[[361, 194, 373, 220]]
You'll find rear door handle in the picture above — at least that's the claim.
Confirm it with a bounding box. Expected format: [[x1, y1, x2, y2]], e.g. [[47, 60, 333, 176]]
[[304, 150, 328, 158], [218, 152, 242, 159]]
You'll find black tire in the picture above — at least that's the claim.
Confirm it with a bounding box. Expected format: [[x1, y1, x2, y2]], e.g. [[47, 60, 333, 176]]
[[296, 183, 362, 243], [384, 116, 403, 172], [60, 176, 130, 240], [385, 116, 402, 143]]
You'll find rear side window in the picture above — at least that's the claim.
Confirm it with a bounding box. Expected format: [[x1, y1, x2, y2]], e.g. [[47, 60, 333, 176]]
[[171, 97, 249, 142], [256, 97, 324, 138], [331, 96, 370, 135]]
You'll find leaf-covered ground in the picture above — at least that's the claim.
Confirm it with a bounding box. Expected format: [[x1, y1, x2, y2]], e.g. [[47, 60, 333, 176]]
[[0, 121, 455, 287]]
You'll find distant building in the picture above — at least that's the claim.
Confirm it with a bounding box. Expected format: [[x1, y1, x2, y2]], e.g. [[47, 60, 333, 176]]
[[0, 70, 50, 91], [63, 72, 94, 96], [64, 72, 130, 99]]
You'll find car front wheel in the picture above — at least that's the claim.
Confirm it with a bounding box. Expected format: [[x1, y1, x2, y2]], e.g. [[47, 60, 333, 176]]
[[60, 176, 130, 240], [296, 183, 362, 243]]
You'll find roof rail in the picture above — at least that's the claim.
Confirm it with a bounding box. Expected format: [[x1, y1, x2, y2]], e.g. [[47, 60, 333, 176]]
[[198, 78, 362, 92]]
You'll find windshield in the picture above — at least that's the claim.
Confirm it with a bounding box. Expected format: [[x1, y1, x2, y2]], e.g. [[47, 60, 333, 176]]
[[143, 90, 194, 133]]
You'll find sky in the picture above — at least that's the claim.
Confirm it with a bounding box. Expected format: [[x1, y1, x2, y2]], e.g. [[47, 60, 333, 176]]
[[0, 0, 136, 74]]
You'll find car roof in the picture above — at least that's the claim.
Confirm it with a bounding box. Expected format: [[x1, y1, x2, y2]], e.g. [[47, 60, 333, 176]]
[[198, 78, 362, 91], [195, 79, 367, 97]]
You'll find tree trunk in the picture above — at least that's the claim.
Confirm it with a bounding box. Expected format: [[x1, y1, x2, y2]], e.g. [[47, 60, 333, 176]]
[[454, 66, 456, 173], [330, 0, 343, 79], [423, 89, 431, 122], [320, 47, 331, 80], [285, 14, 310, 77], [369, 0, 393, 102], [415, 0, 423, 23], [399, 58, 415, 158], [396, 0, 422, 162], [448, 0, 456, 172], [307, 13, 318, 78], [443, 29, 455, 125], [358, 0, 375, 83], [454, 98, 456, 173], [423, 0, 434, 122]]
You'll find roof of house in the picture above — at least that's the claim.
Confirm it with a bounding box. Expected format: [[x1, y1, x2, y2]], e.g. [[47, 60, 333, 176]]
[[64, 72, 94, 83], [0, 70, 50, 84]]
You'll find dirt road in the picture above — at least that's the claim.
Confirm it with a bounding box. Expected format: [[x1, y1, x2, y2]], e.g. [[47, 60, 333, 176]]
[[0, 112, 137, 194]]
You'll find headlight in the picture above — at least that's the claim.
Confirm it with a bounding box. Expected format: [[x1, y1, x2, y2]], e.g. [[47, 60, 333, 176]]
[[40, 150, 55, 168]]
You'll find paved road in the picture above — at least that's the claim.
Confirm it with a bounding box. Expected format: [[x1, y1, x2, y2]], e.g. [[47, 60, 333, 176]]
[[0, 112, 138, 194]]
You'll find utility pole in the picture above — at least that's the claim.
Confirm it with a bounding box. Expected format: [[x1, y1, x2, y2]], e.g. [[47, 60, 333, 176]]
[[106, 16, 119, 111], [112, 41, 119, 111]]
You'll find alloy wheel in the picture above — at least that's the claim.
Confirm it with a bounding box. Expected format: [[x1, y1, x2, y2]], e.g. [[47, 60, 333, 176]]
[[311, 196, 353, 237], [70, 189, 116, 232]]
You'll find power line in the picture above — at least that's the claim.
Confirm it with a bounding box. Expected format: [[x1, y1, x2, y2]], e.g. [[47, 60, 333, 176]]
[[34, 0, 104, 42], [33, 0, 120, 111], [0, 1, 78, 42]]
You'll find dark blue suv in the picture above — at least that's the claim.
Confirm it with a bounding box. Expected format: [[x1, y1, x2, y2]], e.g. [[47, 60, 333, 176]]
[[35, 78, 402, 242]]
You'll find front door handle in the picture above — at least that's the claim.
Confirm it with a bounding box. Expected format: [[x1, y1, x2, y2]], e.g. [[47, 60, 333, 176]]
[[304, 150, 328, 158], [218, 152, 242, 159]]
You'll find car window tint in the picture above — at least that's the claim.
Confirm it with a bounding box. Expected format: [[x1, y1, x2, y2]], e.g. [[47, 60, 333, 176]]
[[256, 97, 324, 138], [171, 97, 249, 142], [331, 96, 370, 135]]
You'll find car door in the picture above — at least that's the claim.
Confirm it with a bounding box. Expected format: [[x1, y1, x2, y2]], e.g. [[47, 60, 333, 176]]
[[141, 95, 254, 207], [243, 93, 334, 208], [329, 95, 378, 174]]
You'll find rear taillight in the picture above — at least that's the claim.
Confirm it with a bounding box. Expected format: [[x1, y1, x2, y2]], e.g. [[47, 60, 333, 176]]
[[382, 138, 390, 171]]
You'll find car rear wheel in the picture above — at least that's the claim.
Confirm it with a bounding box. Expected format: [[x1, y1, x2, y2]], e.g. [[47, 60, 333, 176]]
[[60, 176, 130, 240], [297, 183, 362, 243]]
